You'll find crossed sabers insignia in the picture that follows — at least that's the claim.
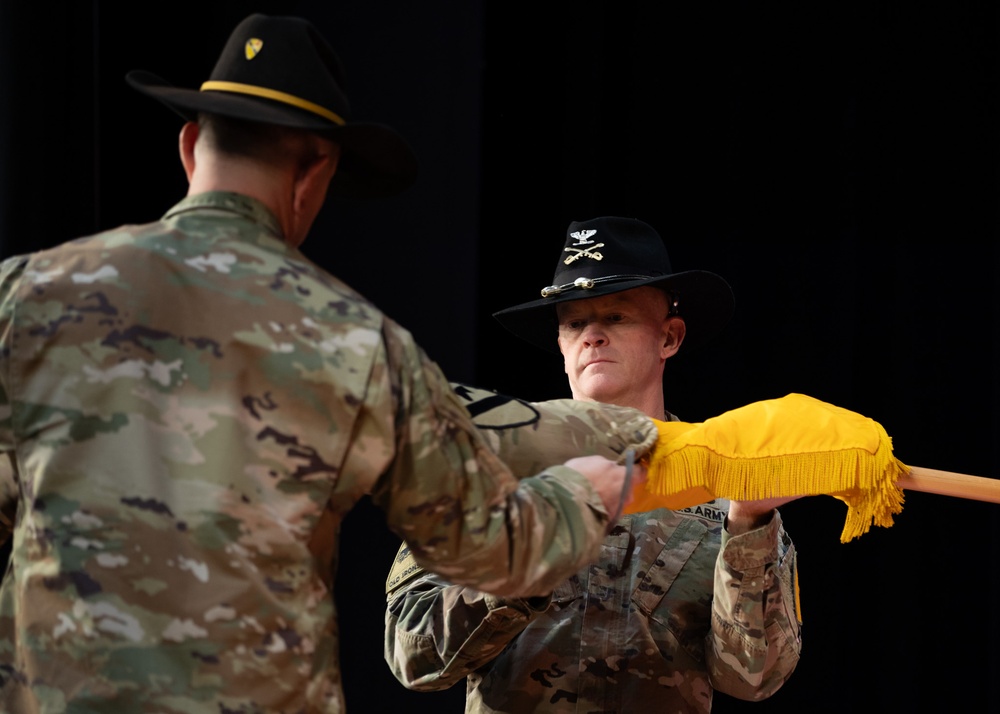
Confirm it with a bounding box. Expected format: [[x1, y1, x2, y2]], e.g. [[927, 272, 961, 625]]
[[563, 242, 605, 264]]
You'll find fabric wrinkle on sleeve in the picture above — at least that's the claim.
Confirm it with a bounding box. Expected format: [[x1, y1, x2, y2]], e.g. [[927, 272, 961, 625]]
[[384, 541, 553, 691], [709, 509, 801, 701], [0, 256, 28, 542], [373, 318, 612, 598]]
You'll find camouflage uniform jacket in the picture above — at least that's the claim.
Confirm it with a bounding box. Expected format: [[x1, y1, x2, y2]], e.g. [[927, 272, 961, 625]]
[[385, 413, 802, 713], [0, 192, 646, 714]]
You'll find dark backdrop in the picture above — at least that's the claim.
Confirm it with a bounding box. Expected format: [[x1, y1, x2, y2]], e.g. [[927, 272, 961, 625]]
[[2, 2, 998, 712]]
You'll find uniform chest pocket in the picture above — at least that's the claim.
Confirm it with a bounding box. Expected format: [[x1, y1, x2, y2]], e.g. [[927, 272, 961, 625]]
[[549, 571, 583, 608], [631, 516, 718, 658]]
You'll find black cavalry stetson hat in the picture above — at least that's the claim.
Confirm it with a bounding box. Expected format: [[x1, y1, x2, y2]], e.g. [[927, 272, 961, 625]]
[[126, 13, 418, 199], [492, 216, 735, 355]]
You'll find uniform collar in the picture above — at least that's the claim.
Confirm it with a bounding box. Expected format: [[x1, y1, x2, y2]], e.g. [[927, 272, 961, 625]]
[[163, 191, 284, 240]]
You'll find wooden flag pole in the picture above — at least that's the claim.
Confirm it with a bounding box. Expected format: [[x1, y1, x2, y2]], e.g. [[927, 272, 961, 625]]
[[898, 466, 1000, 504]]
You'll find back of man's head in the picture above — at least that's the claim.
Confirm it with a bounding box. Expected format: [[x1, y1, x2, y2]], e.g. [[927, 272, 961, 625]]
[[197, 113, 327, 172], [127, 13, 417, 199]]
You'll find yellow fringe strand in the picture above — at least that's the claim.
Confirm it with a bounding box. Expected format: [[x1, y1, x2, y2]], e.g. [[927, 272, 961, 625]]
[[629, 394, 910, 543]]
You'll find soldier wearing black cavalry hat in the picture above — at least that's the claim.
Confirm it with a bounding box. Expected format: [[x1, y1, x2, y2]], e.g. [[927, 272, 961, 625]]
[[0, 16, 652, 712], [387, 217, 804, 713]]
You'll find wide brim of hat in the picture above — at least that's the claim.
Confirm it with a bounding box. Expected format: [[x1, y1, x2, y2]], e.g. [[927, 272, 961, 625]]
[[126, 70, 418, 199], [492, 270, 735, 356]]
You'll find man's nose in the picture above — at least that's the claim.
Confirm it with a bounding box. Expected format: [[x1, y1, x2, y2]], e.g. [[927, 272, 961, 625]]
[[582, 325, 607, 347]]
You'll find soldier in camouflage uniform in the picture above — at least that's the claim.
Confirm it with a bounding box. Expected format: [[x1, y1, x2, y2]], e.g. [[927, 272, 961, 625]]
[[385, 217, 803, 712], [0, 16, 653, 714]]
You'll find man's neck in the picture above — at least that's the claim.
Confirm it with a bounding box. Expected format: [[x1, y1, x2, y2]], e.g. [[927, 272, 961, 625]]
[[575, 391, 665, 421], [187, 160, 297, 244]]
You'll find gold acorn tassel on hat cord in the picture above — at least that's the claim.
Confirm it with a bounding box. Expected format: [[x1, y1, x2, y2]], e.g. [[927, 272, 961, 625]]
[[628, 393, 1000, 543]]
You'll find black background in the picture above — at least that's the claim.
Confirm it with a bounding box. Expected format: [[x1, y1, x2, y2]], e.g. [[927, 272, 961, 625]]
[[2, 1, 999, 712]]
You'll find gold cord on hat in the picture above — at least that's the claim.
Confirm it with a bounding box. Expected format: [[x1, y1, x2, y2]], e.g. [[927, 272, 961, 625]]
[[200, 81, 346, 125], [540, 274, 652, 298]]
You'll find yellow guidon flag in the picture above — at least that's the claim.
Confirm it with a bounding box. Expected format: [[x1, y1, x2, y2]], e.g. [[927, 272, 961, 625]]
[[631, 393, 1000, 543], [451, 384, 1000, 544]]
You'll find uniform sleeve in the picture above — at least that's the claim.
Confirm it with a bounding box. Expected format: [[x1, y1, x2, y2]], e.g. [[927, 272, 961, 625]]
[[365, 321, 657, 598], [707, 509, 802, 699], [0, 256, 27, 543], [380, 384, 657, 690], [383, 543, 550, 691]]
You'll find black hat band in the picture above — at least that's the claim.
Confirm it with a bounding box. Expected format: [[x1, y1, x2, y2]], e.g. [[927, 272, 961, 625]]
[[200, 81, 346, 126]]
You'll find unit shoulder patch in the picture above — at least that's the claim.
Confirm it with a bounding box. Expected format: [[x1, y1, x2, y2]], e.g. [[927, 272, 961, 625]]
[[449, 382, 540, 429]]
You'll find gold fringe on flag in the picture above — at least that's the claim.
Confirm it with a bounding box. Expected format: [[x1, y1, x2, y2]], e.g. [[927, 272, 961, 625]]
[[627, 393, 911, 542]]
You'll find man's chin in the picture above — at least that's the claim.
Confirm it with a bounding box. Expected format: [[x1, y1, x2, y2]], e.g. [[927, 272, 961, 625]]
[[574, 376, 625, 404]]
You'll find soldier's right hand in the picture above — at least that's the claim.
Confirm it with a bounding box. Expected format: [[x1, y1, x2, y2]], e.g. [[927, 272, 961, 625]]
[[564, 455, 641, 521]]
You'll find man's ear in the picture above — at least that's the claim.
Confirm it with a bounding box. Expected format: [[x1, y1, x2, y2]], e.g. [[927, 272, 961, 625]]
[[662, 317, 686, 359], [288, 144, 341, 246], [299, 153, 336, 189], [292, 147, 340, 214], [178, 121, 200, 182]]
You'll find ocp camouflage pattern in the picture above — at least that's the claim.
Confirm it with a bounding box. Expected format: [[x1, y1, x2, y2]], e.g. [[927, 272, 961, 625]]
[[0, 192, 653, 713], [385, 408, 802, 713]]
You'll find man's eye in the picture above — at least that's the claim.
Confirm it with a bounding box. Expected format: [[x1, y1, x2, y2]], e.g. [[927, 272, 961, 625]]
[[608, 314, 625, 323]]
